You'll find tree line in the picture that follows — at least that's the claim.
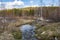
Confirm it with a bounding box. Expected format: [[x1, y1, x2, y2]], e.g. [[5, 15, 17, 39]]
[[0, 7, 60, 20]]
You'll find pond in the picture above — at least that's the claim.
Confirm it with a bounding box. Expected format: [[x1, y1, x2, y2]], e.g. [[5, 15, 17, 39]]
[[20, 24, 37, 40]]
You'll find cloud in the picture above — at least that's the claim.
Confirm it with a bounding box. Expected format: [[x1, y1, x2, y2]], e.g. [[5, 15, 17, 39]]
[[0, 0, 24, 9], [7, 0, 24, 5], [0, 0, 59, 10], [31, 5, 39, 7], [24, 5, 39, 7], [30, 1, 34, 4], [0, 2, 1, 4]]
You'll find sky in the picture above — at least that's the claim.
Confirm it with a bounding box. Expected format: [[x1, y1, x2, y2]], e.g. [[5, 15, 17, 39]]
[[0, 0, 59, 9]]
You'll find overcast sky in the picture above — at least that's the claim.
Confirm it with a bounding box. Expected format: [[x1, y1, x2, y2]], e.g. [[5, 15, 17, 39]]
[[0, 0, 59, 9]]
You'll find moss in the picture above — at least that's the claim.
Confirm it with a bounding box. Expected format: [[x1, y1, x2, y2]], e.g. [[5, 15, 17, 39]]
[[12, 31, 22, 40], [35, 22, 60, 40]]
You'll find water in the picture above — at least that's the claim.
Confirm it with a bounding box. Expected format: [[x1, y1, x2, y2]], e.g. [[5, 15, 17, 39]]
[[20, 24, 37, 40], [55, 37, 58, 40]]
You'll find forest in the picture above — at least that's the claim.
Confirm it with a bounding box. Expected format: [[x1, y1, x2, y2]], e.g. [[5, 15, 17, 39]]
[[0, 7, 60, 21]]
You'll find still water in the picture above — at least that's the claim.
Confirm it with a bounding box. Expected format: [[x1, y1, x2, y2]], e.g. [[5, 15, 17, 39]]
[[20, 24, 37, 40]]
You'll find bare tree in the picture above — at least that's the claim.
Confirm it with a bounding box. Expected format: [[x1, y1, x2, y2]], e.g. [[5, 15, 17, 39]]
[[39, 0, 44, 20], [59, 0, 60, 6], [51, 0, 54, 6]]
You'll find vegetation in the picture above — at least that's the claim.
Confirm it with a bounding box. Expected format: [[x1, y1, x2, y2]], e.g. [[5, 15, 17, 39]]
[[0, 7, 60, 40], [9, 22, 60, 40], [0, 7, 60, 21], [35, 22, 60, 40]]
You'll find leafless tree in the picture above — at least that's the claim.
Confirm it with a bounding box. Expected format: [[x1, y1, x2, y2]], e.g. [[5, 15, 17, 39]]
[[51, 0, 54, 6], [59, 0, 60, 6]]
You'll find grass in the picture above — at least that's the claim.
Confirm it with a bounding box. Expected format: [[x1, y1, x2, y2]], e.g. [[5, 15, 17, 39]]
[[35, 22, 60, 40], [0, 18, 60, 40], [10, 22, 60, 40]]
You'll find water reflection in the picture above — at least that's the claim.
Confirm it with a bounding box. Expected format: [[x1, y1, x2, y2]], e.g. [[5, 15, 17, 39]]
[[20, 24, 37, 40]]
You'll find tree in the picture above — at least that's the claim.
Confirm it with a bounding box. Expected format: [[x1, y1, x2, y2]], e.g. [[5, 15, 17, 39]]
[[51, 0, 54, 6], [59, 0, 60, 6], [29, 9, 34, 16]]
